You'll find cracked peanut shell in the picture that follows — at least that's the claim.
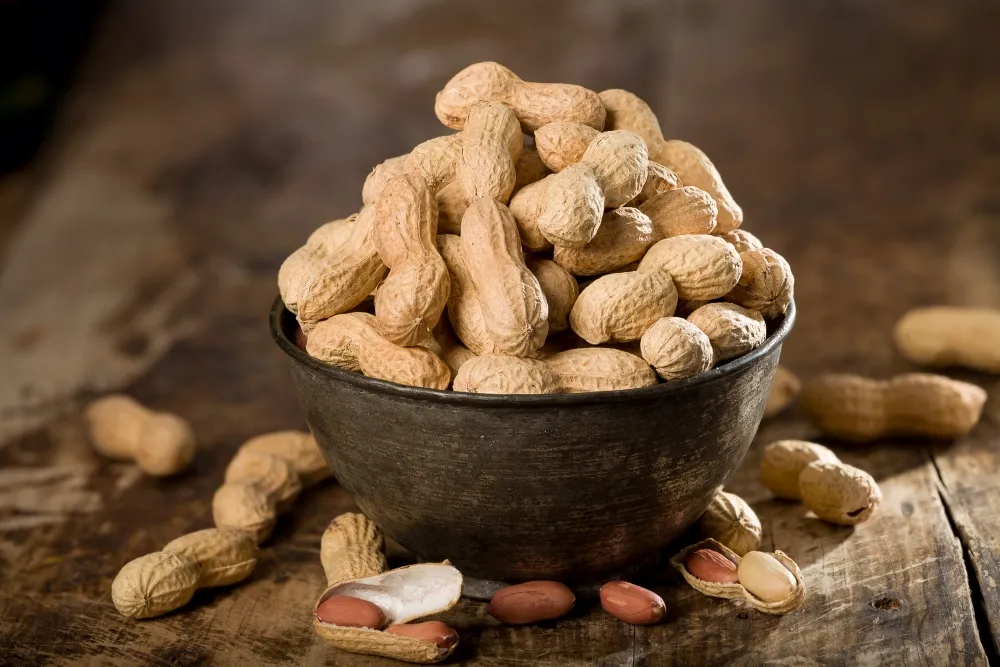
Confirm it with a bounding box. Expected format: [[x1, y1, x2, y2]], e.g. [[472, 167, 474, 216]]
[[670, 539, 805, 615]]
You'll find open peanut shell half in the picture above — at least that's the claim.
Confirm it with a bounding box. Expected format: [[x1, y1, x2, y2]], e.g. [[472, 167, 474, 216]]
[[313, 562, 463, 664], [669, 538, 805, 615]]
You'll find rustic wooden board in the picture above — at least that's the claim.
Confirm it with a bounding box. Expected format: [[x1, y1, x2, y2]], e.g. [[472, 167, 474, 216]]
[[1, 0, 998, 665]]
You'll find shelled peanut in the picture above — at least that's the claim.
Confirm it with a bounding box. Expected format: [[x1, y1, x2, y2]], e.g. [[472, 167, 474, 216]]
[[85, 395, 196, 476], [280, 61, 790, 394], [599, 581, 666, 625], [213, 430, 333, 543]]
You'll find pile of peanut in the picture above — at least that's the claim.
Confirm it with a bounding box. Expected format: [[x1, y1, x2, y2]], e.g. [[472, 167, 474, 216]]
[[279, 62, 794, 393]]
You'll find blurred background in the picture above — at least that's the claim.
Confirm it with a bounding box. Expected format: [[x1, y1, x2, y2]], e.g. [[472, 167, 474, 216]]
[[0, 0, 998, 442]]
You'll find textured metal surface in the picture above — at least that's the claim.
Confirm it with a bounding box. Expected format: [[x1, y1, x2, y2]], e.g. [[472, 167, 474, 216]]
[[271, 298, 794, 582]]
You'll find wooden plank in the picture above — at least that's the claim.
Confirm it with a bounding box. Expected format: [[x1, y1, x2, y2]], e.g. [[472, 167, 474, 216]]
[[933, 390, 1000, 656]]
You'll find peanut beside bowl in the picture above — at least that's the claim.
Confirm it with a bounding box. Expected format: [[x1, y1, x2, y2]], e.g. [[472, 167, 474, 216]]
[[270, 297, 795, 582]]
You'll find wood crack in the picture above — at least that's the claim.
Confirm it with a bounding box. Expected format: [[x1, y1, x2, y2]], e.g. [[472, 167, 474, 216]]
[[931, 457, 1000, 662]]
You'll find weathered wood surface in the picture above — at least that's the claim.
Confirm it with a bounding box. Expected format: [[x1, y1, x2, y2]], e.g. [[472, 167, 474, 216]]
[[1, 1, 998, 665]]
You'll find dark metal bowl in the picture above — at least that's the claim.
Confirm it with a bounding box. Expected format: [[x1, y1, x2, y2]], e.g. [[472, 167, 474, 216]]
[[270, 297, 795, 582]]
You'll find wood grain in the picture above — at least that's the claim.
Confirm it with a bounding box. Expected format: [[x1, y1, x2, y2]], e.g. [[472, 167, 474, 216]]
[[1, 0, 999, 664]]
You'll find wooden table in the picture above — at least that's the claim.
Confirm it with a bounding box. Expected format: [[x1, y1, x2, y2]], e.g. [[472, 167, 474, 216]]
[[1, 1, 998, 664]]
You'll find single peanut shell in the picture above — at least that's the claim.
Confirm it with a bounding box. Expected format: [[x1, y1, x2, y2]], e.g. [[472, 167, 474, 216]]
[[553, 207, 656, 276], [508, 176, 554, 251], [760, 439, 840, 500], [403, 134, 462, 191], [453, 356, 556, 394], [85, 394, 147, 460], [306, 215, 358, 255], [279, 205, 387, 324], [658, 140, 742, 233], [537, 164, 604, 248], [457, 101, 522, 203], [162, 528, 258, 588], [764, 366, 801, 419], [374, 257, 451, 346], [894, 306, 1000, 373], [638, 234, 742, 301], [570, 269, 678, 344], [307, 313, 450, 390], [720, 229, 762, 253], [687, 303, 766, 364], [437, 234, 504, 355], [435, 61, 605, 132], [372, 173, 449, 346], [670, 539, 806, 615], [112, 551, 200, 619], [533, 121, 599, 171], [461, 198, 549, 356], [212, 482, 277, 543], [640, 317, 713, 382], [240, 431, 331, 487], [134, 412, 196, 477], [638, 186, 718, 238], [800, 373, 987, 442], [527, 258, 579, 333], [546, 348, 656, 393], [698, 491, 762, 556], [362, 155, 408, 206], [581, 130, 649, 207], [224, 449, 302, 513], [321, 512, 388, 586], [634, 161, 682, 204], [799, 461, 882, 525], [726, 248, 794, 319]]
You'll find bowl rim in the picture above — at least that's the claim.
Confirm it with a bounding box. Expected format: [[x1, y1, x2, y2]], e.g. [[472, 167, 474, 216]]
[[269, 296, 795, 407]]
